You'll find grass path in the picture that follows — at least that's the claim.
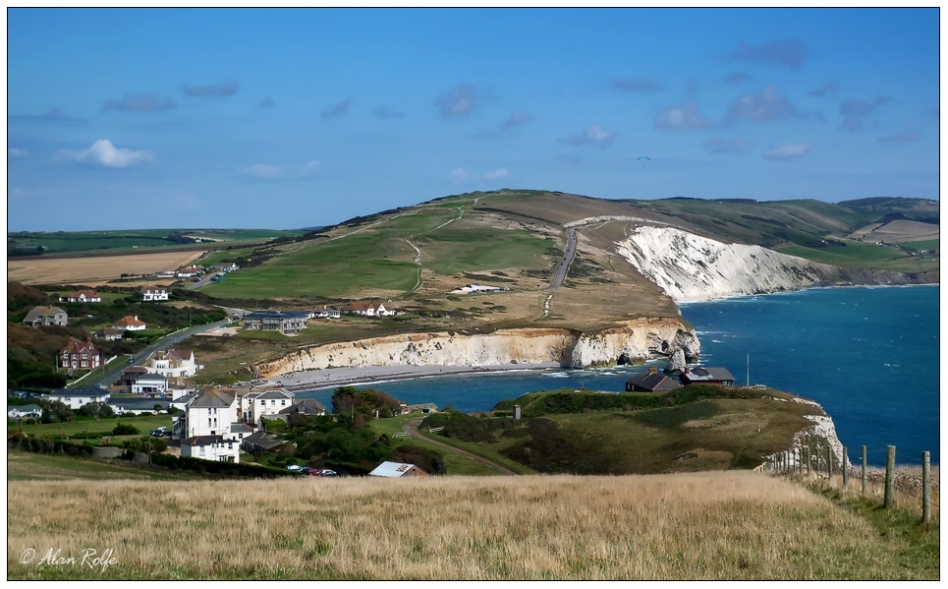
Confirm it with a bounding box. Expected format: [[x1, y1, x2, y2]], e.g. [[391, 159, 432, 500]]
[[404, 419, 517, 476]]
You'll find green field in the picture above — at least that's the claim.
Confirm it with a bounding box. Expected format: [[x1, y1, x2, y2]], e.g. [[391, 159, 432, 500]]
[[8, 229, 304, 256], [7, 450, 198, 481], [777, 242, 937, 271], [17, 414, 173, 440], [899, 239, 939, 250]]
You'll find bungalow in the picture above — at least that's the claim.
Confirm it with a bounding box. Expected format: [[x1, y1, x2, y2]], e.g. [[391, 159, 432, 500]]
[[369, 461, 429, 478], [113, 315, 147, 331], [59, 338, 102, 372], [343, 302, 392, 317], [107, 398, 170, 415], [274, 398, 327, 420], [8, 404, 43, 419], [93, 327, 124, 341], [679, 366, 736, 387], [141, 286, 169, 302], [155, 271, 176, 279], [242, 310, 310, 335], [241, 431, 290, 453], [23, 305, 68, 328], [176, 266, 202, 278], [121, 367, 168, 394], [312, 306, 341, 319], [43, 386, 111, 410], [624, 366, 683, 392], [181, 435, 240, 463], [59, 290, 101, 303]]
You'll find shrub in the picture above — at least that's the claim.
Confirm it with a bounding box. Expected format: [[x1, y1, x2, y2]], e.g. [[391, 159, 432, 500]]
[[112, 423, 140, 436]]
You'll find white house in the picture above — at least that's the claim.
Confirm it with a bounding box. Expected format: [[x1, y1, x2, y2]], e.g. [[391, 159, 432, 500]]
[[342, 302, 392, 317], [141, 286, 169, 301], [113, 315, 147, 331], [146, 349, 201, 378], [313, 307, 341, 319], [59, 290, 102, 303], [184, 389, 239, 439], [181, 435, 240, 463], [8, 404, 43, 419], [121, 367, 168, 394], [107, 398, 170, 415], [176, 267, 202, 278], [43, 387, 111, 410], [240, 388, 295, 423]]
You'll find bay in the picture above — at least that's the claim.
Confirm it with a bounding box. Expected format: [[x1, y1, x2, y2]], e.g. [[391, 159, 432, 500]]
[[297, 285, 939, 465]]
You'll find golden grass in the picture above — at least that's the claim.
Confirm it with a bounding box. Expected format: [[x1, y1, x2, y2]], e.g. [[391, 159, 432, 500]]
[[7, 251, 206, 286], [6, 471, 932, 580]]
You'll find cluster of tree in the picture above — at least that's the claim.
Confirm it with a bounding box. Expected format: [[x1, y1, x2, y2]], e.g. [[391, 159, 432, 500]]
[[331, 386, 402, 418], [421, 409, 516, 444]]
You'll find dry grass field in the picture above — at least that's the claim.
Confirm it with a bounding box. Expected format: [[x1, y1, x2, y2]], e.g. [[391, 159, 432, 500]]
[[7, 251, 206, 286], [6, 471, 937, 580]]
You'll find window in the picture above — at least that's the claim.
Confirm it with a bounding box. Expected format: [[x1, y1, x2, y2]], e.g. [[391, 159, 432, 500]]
[[208, 418, 212, 427], [281, 400, 287, 406]]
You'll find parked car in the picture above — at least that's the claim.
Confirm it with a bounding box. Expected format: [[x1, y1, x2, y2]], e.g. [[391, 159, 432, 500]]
[[150, 427, 167, 437], [286, 464, 303, 471], [191, 277, 201, 283]]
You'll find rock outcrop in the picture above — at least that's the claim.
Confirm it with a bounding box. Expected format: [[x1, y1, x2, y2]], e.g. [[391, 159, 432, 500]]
[[256, 318, 700, 377], [616, 225, 937, 303], [664, 348, 687, 373]]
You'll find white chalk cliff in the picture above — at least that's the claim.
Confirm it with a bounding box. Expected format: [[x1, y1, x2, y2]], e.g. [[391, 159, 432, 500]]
[[616, 226, 833, 303], [256, 319, 700, 377]]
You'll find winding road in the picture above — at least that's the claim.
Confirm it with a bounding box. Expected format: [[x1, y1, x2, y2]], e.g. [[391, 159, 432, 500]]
[[549, 227, 578, 290], [404, 419, 517, 476]]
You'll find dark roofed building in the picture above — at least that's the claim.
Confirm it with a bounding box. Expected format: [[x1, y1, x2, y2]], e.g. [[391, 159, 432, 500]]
[[276, 398, 327, 418], [242, 310, 310, 335], [625, 366, 683, 392], [679, 366, 736, 387], [241, 431, 290, 453], [23, 305, 68, 327]]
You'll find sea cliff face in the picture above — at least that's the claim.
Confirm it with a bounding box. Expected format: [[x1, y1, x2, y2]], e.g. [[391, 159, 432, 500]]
[[616, 226, 937, 303], [256, 318, 700, 377]]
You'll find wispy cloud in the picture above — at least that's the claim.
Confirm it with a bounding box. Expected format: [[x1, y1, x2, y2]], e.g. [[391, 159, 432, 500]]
[[703, 137, 749, 155], [503, 109, 533, 130], [483, 168, 510, 180], [322, 99, 352, 118], [807, 80, 839, 98], [8, 148, 28, 158], [184, 79, 240, 97], [242, 164, 285, 179], [654, 101, 713, 131], [449, 168, 469, 184], [373, 106, 403, 118], [730, 38, 807, 69], [9, 107, 86, 126], [612, 78, 664, 92], [724, 86, 800, 126], [103, 93, 176, 113], [241, 160, 324, 180], [723, 72, 754, 85], [57, 139, 155, 169], [435, 84, 479, 117], [562, 125, 617, 147], [839, 95, 891, 132], [257, 97, 275, 109], [879, 130, 919, 143], [763, 143, 811, 161]]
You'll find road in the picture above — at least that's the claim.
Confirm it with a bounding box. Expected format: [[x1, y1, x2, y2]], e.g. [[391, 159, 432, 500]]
[[550, 227, 578, 289], [404, 419, 517, 476], [90, 319, 230, 388]]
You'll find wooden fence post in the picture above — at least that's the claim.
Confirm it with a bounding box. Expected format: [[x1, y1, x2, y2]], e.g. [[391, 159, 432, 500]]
[[884, 445, 896, 509], [798, 447, 803, 476], [842, 447, 848, 488], [861, 445, 867, 496], [805, 446, 810, 476], [922, 451, 931, 523], [827, 446, 833, 481]]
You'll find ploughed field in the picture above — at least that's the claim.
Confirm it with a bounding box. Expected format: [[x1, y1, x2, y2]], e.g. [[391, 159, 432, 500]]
[[6, 471, 937, 580], [7, 251, 207, 286]]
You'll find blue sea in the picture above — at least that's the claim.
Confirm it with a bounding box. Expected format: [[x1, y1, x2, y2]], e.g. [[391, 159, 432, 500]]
[[298, 285, 939, 465]]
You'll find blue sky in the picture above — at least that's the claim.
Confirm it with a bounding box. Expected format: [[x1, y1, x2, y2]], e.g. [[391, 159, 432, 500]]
[[7, 8, 940, 231]]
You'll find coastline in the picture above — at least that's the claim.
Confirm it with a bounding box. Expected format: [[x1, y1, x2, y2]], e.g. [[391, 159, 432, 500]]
[[246, 362, 564, 392], [676, 281, 939, 306]]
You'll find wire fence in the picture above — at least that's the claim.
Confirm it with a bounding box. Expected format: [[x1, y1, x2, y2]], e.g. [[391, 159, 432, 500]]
[[763, 442, 938, 521]]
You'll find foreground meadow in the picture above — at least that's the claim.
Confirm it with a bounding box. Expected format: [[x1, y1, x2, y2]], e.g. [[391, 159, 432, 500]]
[[7, 471, 937, 580]]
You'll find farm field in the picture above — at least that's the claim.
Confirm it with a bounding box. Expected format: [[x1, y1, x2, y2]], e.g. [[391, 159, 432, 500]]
[[6, 471, 937, 579], [7, 251, 206, 286], [16, 415, 173, 439], [775, 242, 938, 272], [8, 228, 303, 256]]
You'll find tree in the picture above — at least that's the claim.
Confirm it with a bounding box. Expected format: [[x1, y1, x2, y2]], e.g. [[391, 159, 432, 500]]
[[78, 401, 114, 419]]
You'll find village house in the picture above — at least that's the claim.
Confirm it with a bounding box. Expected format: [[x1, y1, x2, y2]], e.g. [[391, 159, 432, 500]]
[[369, 461, 429, 478], [342, 302, 393, 317], [181, 435, 240, 463], [242, 310, 310, 335], [93, 327, 124, 341], [113, 315, 147, 331], [273, 398, 327, 421], [155, 271, 176, 279], [23, 305, 68, 328], [107, 398, 170, 415], [141, 286, 169, 301], [176, 266, 203, 278], [43, 386, 111, 410], [312, 306, 341, 319], [240, 431, 290, 454], [240, 388, 296, 423], [120, 366, 169, 394], [8, 404, 43, 420], [59, 290, 101, 303], [59, 338, 102, 372], [679, 366, 736, 387], [179, 389, 241, 439], [144, 349, 202, 378], [624, 366, 683, 392]]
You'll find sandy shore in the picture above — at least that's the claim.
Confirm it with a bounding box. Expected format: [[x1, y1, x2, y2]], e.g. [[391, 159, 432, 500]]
[[243, 362, 564, 392]]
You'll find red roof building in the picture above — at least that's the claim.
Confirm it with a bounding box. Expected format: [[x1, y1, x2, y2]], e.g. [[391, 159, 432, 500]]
[[113, 315, 147, 331], [59, 339, 102, 372]]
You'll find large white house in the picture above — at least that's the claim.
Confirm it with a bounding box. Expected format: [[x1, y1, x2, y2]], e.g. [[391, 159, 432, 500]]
[[141, 286, 169, 301], [145, 349, 201, 378], [239, 388, 295, 424], [8, 404, 43, 419], [181, 435, 240, 463], [121, 367, 169, 394], [43, 387, 111, 410], [181, 389, 239, 439]]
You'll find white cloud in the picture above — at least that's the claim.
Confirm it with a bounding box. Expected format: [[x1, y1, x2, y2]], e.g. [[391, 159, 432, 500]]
[[563, 125, 617, 147], [763, 143, 811, 161], [449, 168, 469, 184], [58, 139, 155, 168], [8, 148, 28, 157], [654, 101, 713, 131], [242, 164, 285, 179], [483, 168, 510, 180]]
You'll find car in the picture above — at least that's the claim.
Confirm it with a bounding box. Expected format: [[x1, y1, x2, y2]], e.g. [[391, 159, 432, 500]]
[[286, 464, 303, 471], [191, 277, 201, 282], [150, 427, 166, 437], [318, 469, 337, 477]]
